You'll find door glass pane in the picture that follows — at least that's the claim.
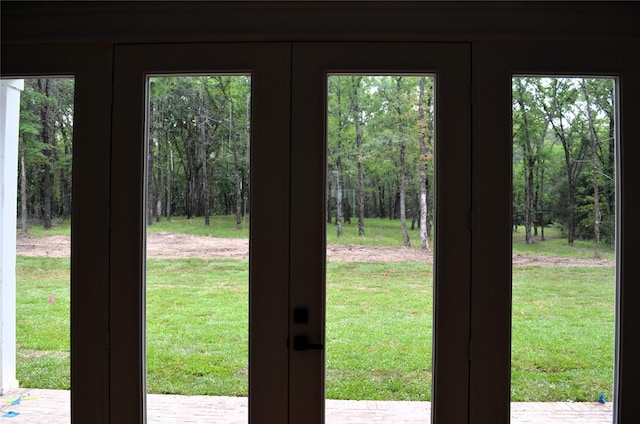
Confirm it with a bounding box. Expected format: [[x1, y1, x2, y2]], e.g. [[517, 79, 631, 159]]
[[326, 75, 434, 422], [511, 76, 616, 423], [5, 77, 74, 422], [145, 75, 251, 422]]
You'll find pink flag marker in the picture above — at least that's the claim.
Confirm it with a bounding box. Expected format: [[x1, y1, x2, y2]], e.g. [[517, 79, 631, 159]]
[[49, 296, 54, 304]]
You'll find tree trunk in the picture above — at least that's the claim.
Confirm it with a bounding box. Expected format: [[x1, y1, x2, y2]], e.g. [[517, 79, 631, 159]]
[[38, 79, 53, 230], [540, 166, 545, 241], [327, 177, 333, 224], [147, 132, 155, 226], [335, 163, 343, 239], [165, 129, 172, 221], [524, 164, 535, 243], [333, 80, 345, 239], [378, 185, 385, 218], [399, 147, 410, 247], [560, 121, 580, 247], [351, 77, 366, 237], [567, 179, 576, 245], [516, 80, 535, 244], [195, 83, 211, 226], [545, 79, 584, 246], [231, 102, 243, 230], [396, 78, 411, 247], [20, 134, 28, 234], [62, 175, 71, 221], [202, 144, 210, 226], [185, 175, 194, 219], [582, 80, 601, 258], [607, 110, 615, 216], [418, 77, 431, 250], [425, 172, 432, 242], [234, 138, 243, 230], [156, 125, 163, 223]]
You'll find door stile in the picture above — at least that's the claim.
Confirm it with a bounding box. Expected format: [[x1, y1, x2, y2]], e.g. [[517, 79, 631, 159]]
[[289, 43, 328, 424], [247, 44, 292, 424]]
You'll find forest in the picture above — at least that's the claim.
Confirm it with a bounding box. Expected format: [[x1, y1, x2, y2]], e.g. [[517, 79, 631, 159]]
[[17, 76, 615, 253], [512, 77, 615, 256]]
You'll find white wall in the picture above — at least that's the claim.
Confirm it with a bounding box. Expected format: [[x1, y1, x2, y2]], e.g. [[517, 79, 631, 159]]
[[0, 78, 23, 394]]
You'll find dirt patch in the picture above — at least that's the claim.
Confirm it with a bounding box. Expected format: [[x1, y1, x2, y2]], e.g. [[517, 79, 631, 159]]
[[511, 253, 613, 267], [15, 235, 70, 258], [147, 232, 249, 259], [16, 233, 613, 266]]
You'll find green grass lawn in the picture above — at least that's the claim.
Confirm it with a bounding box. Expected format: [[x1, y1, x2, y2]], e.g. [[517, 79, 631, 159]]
[[16, 256, 615, 402], [147, 215, 250, 239], [15, 257, 70, 389], [512, 266, 615, 401], [512, 224, 615, 260], [23, 218, 71, 237]]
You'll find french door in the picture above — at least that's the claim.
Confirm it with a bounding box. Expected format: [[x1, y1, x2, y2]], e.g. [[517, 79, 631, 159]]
[[289, 43, 471, 423], [111, 43, 292, 423], [110, 42, 469, 423], [2, 38, 636, 424]]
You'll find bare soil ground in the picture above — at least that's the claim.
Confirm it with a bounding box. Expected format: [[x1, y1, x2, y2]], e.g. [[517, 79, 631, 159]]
[[16, 233, 613, 266]]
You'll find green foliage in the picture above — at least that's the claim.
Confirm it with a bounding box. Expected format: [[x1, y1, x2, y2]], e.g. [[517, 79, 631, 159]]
[[327, 75, 435, 235], [18, 78, 75, 228], [19, 76, 617, 250], [512, 77, 616, 246], [147, 76, 251, 222]]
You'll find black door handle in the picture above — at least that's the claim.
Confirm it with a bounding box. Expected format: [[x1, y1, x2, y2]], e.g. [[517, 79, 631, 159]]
[[293, 335, 324, 351]]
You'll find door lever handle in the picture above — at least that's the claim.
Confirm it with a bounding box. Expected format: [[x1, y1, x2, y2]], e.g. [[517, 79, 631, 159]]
[[293, 335, 324, 351]]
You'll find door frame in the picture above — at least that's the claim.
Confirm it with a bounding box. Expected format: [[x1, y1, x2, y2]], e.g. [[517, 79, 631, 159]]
[[0, 42, 113, 423], [2, 4, 638, 422], [471, 41, 640, 423]]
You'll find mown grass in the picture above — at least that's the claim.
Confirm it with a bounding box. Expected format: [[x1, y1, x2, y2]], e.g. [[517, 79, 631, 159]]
[[147, 216, 250, 239], [512, 224, 615, 260], [512, 266, 615, 401], [15, 257, 70, 389], [23, 218, 71, 237], [326, 262, 432, 401], [16, 256, 614, 402]]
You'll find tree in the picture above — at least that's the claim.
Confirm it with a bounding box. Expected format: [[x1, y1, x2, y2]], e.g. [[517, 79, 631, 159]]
[[513, 78, 550, 244], [542, 78, 587, 245], [327, 77, 350, 238], [212, 76, 251, 230], [350, 76, 366, 237], [18, 84, 43, 233], [417, 77, 433, 250], [581, 79, 602, 257], [147, 75, 251, 225], [18, 78, 74, 230], [376, 76, 416, 246], [194, 77, 218, 226]]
